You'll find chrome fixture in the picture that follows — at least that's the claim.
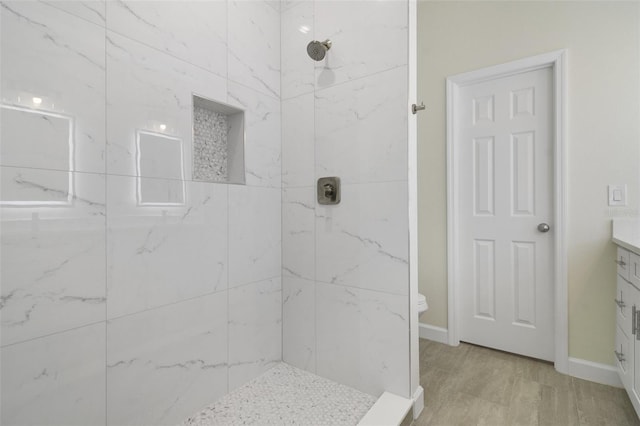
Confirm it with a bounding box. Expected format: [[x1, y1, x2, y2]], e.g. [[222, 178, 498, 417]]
[[537, 223, 550, 233], [317, 177, 340, 205], [411, 102, 426, 114], [307, 39, 332, 61]]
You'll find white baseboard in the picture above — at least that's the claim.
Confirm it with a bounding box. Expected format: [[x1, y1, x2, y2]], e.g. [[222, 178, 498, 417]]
[[412, 386, 424, 420], [418, 323, 449, 344], [567, 357, 622, 388]]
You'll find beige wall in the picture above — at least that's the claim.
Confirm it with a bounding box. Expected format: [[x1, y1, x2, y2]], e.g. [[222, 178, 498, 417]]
[[418, 0, 640, 365]]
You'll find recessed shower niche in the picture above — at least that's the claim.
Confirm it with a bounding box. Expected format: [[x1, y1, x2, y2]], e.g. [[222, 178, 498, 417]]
[[192, 94, 245, 184]]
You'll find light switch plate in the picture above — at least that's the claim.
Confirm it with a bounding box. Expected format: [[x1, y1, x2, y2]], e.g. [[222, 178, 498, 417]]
[[608, 184, 627, 206]]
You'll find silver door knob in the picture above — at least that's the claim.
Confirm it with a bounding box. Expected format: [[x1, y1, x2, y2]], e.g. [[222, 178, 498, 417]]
[[537, 223, 550, 233]]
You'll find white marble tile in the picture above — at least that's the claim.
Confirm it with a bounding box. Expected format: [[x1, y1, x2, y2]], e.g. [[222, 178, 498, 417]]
[[107, 293, 228, 426], [106, 0, 227, 77], [1, 105, 73, 175], [228, 185, 281, 288], [1, 323, 106, 425], [316, 282, 410, 398], [182, 363, 375, 426], [314, 0, 407, 89], [106, 175, 227, 319], [227, 82, 281, 188], [281, 0, 311, 12], [283, 276, 315, 373], [282, 93, 314, 187], [282, 187, 314, 280], [43, 0, 106, 26], [228, 0, 280, 99], [0, 2, 105, 174], [0, 167, 105, 346], [266, 0, 281, 13], [281, 1, 314, 100], [228, 278, 282, 390], [315, 181, 409, 295], [315, 66, 408, 184], [106, 31, 227, 179]]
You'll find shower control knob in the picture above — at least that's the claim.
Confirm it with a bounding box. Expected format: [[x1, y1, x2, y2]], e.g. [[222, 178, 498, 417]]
[[317, 177, 340, 205], [323, 183, 335, 198], [537, 223, 550, 233]]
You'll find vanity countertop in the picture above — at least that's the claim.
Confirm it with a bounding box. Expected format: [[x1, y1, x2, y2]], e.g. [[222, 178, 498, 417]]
[[612, 219, 640, 255]]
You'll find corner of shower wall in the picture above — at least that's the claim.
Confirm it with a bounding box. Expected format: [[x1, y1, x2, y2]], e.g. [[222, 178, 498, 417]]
[[280, 0, 413, 402]]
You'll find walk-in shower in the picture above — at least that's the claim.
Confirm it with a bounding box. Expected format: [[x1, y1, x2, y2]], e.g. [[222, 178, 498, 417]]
[[0, 0, 419, 424]]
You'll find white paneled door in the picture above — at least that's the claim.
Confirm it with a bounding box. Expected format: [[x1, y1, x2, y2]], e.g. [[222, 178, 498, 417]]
[[457, 67, 554, 361]]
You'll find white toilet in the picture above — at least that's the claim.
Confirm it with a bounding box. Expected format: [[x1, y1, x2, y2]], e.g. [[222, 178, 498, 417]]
[[417, 293, 428, 315]]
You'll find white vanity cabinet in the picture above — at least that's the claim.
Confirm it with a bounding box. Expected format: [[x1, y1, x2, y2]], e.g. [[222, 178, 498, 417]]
[[616, 316, 632, 389], [615, 273, 635, 390], [614, 244, 640, 416], [630, 252, 640, 289], [618, 246, 632, 281]]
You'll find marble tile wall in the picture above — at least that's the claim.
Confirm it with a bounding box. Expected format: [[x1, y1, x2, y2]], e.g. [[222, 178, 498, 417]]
[[0, 1, 281, 425], [1, 0, 411, 423], [280, 0, 411, 399]]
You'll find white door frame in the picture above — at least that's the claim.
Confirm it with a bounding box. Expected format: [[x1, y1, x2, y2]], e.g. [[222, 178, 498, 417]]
[[446, 50, 568, 373], [408, 0, 424, 417]]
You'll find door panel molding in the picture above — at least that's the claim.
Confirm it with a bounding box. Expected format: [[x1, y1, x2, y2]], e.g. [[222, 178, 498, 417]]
[[446, 50, 568, 373]]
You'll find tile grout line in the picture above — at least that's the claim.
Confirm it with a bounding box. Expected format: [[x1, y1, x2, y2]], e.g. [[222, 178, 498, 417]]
[[225, 0, 231, 396], [312, 0, 318, 376], [279, 0, 285, 370], [103, 9, 108, 424], [0, 163, 409, 190], [226, 183, 231, 394]]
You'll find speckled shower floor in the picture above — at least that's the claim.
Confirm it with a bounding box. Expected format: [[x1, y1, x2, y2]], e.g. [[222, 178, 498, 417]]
[[181, 363, 377, 426]]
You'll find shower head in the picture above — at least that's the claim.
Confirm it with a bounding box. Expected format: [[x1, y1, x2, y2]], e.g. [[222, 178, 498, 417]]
[[306, 39, 332, 61]]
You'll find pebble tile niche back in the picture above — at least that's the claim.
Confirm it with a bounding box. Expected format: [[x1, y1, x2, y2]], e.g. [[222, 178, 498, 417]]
[[192, 94, 245, 184]]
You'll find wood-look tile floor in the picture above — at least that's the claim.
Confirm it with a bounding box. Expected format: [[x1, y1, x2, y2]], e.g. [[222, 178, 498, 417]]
[[414, 339, 640, 426]]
